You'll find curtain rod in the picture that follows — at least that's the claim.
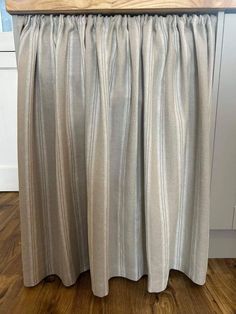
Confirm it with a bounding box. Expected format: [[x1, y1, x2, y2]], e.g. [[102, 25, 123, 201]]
[[6, 0, 236, 14]]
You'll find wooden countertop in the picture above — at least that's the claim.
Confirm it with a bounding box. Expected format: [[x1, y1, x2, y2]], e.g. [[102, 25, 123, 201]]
[[6, 0, 236, 14]]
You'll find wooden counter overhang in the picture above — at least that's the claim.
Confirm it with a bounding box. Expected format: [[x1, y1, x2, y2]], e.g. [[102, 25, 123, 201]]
[[6, 0, 236, 14]]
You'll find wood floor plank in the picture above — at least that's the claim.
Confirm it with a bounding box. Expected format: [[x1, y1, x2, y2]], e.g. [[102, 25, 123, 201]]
[[0, 192, 235, 314]]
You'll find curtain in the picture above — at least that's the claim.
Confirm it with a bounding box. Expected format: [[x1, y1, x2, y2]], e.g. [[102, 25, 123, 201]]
[[13, 14, 217, 297]]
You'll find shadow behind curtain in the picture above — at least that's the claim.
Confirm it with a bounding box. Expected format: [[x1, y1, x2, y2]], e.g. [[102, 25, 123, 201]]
[[13, 14, 216, 297]]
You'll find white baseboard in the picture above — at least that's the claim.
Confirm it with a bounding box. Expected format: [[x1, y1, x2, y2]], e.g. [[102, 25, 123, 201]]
[[0, 165, 19, 191], [209, 230, 236, 258]]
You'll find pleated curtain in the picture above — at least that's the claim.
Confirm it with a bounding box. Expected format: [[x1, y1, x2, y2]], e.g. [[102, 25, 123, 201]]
[[13, 14, 217, 297]]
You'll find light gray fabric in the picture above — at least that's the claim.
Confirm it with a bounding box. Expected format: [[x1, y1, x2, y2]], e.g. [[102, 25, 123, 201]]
[[13, 14, 217, 297]]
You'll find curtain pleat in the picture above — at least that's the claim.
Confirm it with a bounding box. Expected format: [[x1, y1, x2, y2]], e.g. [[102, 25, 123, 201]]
[[13, 14, 217, 297]]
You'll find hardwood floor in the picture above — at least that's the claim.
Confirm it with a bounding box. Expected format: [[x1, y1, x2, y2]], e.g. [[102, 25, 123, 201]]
[[0, 192, 235, 314]]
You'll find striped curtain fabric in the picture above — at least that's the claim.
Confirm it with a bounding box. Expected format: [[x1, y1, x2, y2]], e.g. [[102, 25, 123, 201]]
[[13, 14, 217, 297]]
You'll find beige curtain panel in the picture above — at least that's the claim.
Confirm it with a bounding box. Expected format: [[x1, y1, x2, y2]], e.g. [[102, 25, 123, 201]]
[[13, 14, 217, 297]]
